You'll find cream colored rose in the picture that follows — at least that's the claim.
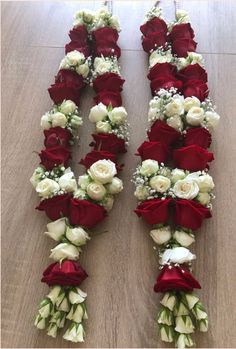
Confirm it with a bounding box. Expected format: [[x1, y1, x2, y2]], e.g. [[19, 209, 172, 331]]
[[51, 112, 67, 128], [171, 168, 186, 183], [41, 113, 51, 129], [36, 178, 60, 198], [165, 98, 184, 117], [88, 103, 107, 123], [173, 230, 195, 247], [108, 106, 127, 125], [59, 171, 77, 192], [78, 174, 90, 189], [66, 227, 90, 246], [205, 111, 220, 129], [186, 106, 205, 126], [149, 175, 171, 193], [167, 115, 183, 131], [94, 57, 112, 74], [196, 192, 211, 205], [76, 63, 89, 78], [175, 315, 195, 334], [60, 100, 76, 114], [95, 121, 112, 133], [134, 185, 149, 201], [150, 226, 171, 245], [66, 50, 85, 66], [161, 247, 196, 265], [197, 174, 214, 192], [149, 50, 173, 68], [30, 167, 44, 188], [101, 195, 114, 211], [173, 179, 199, 199], [87, 182, 106, 200], [184, 96, 200, 112], [45, 217, 66, 241], [68, 287, 87, 304], [89, 160, 117, 184], [106, 177, 123, 194], [50, 243, 80, 261], [140, 159, 159, 176]]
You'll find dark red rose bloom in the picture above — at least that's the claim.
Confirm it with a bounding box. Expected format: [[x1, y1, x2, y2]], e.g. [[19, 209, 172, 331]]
[[94, 91, 122, 107], [93, 73, 125, 93], [80, 150, 117, 169], [134, 198, 172, 225], [42, 260, 88, 287], [39, 146, 71, 170], [177, 64, 207, 83], [90, 133, 126, 154], [173, 145, 214, 171], [172, 38, 197, 57], [55, 69, 85, 88], [147, 62, 177, 81], [92, 27, 119, 45], [183, 127, 212, 149], [142, 31, 167, 53], [95, 44, 121, 58], [168, 23, 195, 41], [69, 25, 88, 45], [36, 194, 70, 221], [174, 199, 212, 230], [69, 198, 106, 228], [44, 127, 72, 148], [48, 82, 81, 106], [140, 17, 168, 36], [136, 141, 169, 163], [148, 120, 181, 146], [183, 79, 209, 101], [150, 76, 183, 96], [65, 42, 90, 57], [154, 265, 201, 293]]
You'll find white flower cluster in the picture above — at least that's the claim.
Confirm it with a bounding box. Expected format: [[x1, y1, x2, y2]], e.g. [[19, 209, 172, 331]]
[[40, 99, 82, 132], [149, 46, 175, 68], [92, 55, 120, 79], [59, 50, 91, 78], [133, 160, 214, 207], [35, 285, 88, 342], [150, 226, 195, 248], [89, 102, 129, 143], [148, 89, 220, 131]]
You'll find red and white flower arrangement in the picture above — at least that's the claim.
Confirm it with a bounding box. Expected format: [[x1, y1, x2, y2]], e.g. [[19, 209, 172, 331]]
[[31, 7, 128, 343], [134, 6, 220, 348]]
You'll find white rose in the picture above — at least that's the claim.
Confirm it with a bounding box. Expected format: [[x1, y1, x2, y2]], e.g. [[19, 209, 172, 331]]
[[59, 171, 77, 192], [41, 113, 51, 129], [36, 178, 60, 198], [140, 159, 159, 176], [173, 179, 199, 199], [106, 177, 123, 194], [96, 121, 112, 133], [205, 111, 220, 129], [51, 112, 67, 128], [149, 98, 161, 109], [109, 15, 120, 30], [149, 50, 172, 68], [94, 58, 112, 74], [66, 227, 90, 246], [66, 50, 84, 66], [175, 315, 195, 334], [167, 115, 183, 131], [160, 326, 174, 343], [30, 167, 44, 188], [87, 182, 106, 200], [184, 96, 200, 112], [47, 285, 64, 304], [45, 218, 66, 241], [149, 175, 171, 193], [173, 230, 195, 247], [67, 303, 85, 323], [197, 174, 214, 192], [161, 247, 196, 265], [108, 106, 127, 125], [160, 292, 177, 311], [187, 52, 204, 65], [185, 294, 199, 309], [60, 100, 76, 114], [148, 107, 159, 122], [199, 319, 209, 332], [150, 226, 171, 245], [134, 185, 149, 201], [50, 243, 80, 261], [101, 195, 114, 211], [68, 288, 87, 304], [186, 107, 205, 126], [63, 323, 84, 343], [165, 99, 184, 117], [78, 174, 90, 189], [171, 169, 186, 183], [76, 63, 89, 78], [88, 103, 107, 123], [34, 315, 46, 329], [196, 192, 211, 205], [176, 9, 190, 23], [89, 159, 117, 184]]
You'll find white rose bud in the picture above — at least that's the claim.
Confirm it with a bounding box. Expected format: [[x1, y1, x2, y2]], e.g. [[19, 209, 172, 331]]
[[30, 167, 44, 188], [50, 243, 80, 261], [187, 52, 204, 65], [165, 99, 184, 117], [34, 314, 46, 329], [192, 303, 208, 320], [149, 50, 173, 68], [185, 293, 199, 309], [70, 304, 84, 323], [175, 315, 195, 334], [66, 227, 90, 246], [106, 177, 123, 194], [51, 112, 67, 128], [95, 60, 112, 75], [63, 323, 85, 343], [57, 297, 70, 312], [197, 174, 214, 192], [87, 182, 106, 200], [45, 218, 66, 241], [167, 115, 183, 131], [101, 195, 114, 211], [96, 121, 112, 133], [66, 50, 84, 66], [161, 247, 195, 265], [174, 302, 189, 316], [176, 9, 190, 22], [160, 325, 174, 343], [199, 319, 209, 332], [140, 159, 159, 176], [73, 188, 87, 199], [205, 111, 220, 129], [58, 171, 77, 193], [176, 334, 194, 348], [171, 168, 186, 183], [149, 175, 171, 193], [47, 286, 64, 304], [60, 100, 76, 114], [36, 178, 60, 198], [160, 293, 177, 311], [110, 15, 120, 30], [186, 106, 205, 126], [184, 96, 201, 112], [41, 113, 51, 130], [78, 174, 90, 189], [173, 230, 195, 247], [89, 103, 107, 123], [68, 288, 87, 305], [47, 323, 58, 338], [173, 179, 199, 200], [134, 185, 149, 201], [76, 63, 89, 78], [38, 299, 52, 318], [158, 308, 173, 326], [196, 192, 211, 205], [150, 226, 171, 245], [108, 106, 127, 125], [89, 159, 117, 184]]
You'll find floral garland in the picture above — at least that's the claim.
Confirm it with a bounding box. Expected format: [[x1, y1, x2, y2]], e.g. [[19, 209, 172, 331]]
[[133, 7, 220, 348], [31, 7, 128, 343]]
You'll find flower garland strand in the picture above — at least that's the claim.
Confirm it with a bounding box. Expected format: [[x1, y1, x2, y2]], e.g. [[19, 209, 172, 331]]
[[133, 7, 220, 348], [31, 7, 128, 343]]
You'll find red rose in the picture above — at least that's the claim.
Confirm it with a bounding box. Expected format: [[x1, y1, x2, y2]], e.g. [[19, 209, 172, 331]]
[[142, 31, 167, 53], [140, 17, 168, 36], [90, 133, 126, 154], [134, 198, 171, 225], [93, 73, 125, 93], [148, 120, 181, 146], [177, 64, 207, 83], [44, 127, 72, 148], [150, 76, 183, 96], [69, 25, 88, 45], [147, 62, 177, 81], [92, 27, 119, 45], [168, 23, 195, 41], [183, 127, 212, 149], [80, 150, 117, 169], [48, 82, 81, 106], [36, 193, 70, 220], [39, 146, 71, 170], [65, 42, 90, 57], [94, 44, 121, 58], [173, 145, 214, 171], [183, 79, 209, 101], [136, 141, 169, 163], [174, 199, 212, 230], [94, 91, 122, 107], [69, 198, 106, 228], [172, 38, 197, 57], [154, 265, 201, 293], [41, 260, 88, 287], [55, 69, 85, 88]]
